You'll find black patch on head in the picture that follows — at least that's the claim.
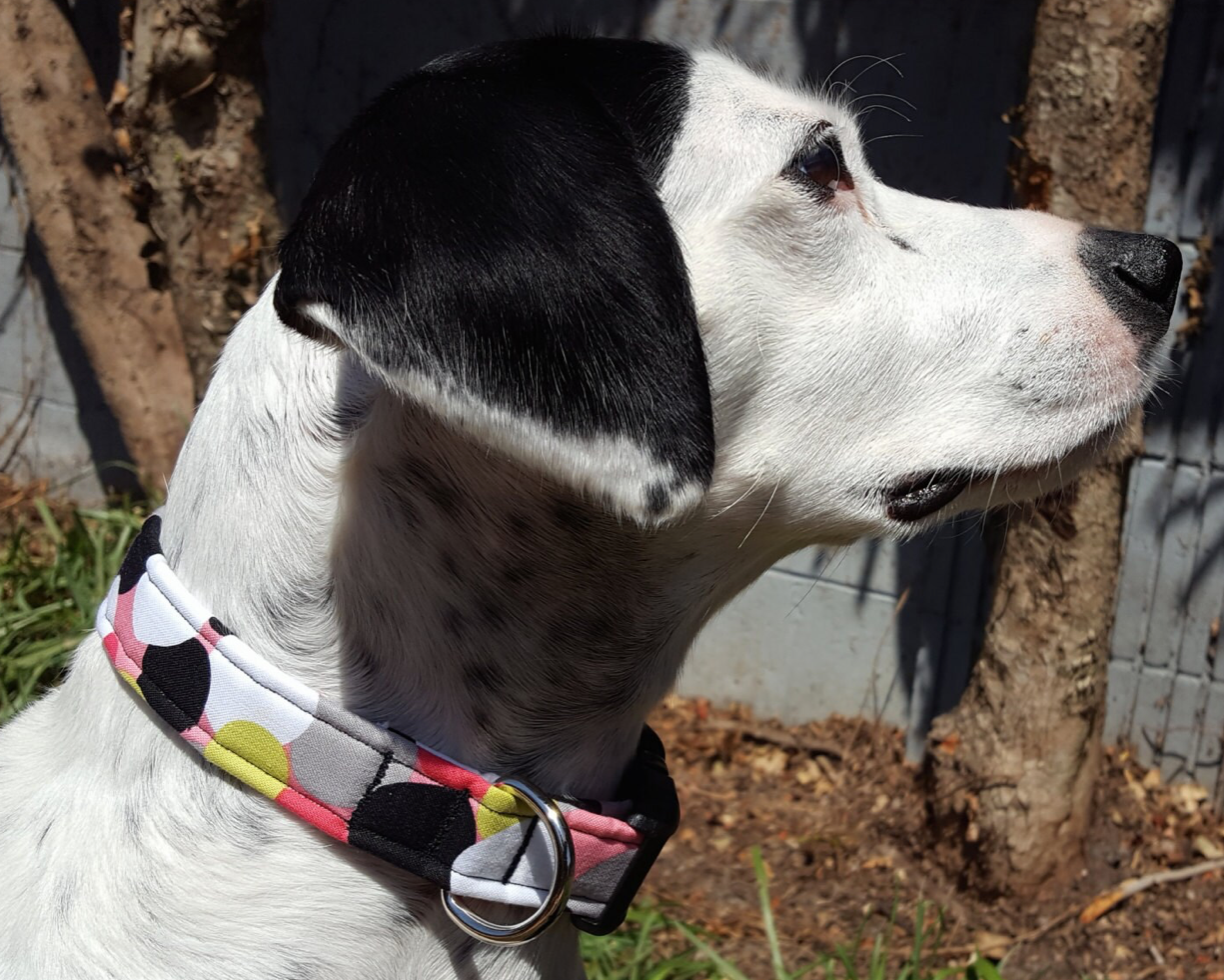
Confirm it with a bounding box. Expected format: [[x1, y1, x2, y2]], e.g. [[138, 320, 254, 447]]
[[276, 37, 713, 509], [579, 615, 614, 642], [888, 234, 916, 252]]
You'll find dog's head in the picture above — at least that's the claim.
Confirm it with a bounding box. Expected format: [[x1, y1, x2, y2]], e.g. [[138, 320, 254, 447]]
[[275, 37, 1179, 543]]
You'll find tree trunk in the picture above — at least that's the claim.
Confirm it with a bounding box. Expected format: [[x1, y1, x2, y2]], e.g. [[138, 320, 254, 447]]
[[926, 0, 1175, 898], [0, 0, 195, 488], [122, 0, 280, 396]]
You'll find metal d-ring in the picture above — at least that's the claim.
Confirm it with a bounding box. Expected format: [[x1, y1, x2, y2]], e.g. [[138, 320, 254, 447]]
[[442, 776, 575, 946]]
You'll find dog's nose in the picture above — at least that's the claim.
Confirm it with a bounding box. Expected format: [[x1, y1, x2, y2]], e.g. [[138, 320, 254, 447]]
[[1078, 228, 1182, 344]]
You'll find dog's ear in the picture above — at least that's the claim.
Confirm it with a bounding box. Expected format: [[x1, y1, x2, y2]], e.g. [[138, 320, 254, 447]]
[[274, 38, 711, 524]]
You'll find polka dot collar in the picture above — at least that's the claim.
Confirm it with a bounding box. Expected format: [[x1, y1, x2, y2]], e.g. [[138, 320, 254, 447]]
[[96, 515, 679, 937]]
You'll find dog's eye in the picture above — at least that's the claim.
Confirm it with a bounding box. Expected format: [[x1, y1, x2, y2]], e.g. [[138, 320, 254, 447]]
[[789, 139, 854, 197]]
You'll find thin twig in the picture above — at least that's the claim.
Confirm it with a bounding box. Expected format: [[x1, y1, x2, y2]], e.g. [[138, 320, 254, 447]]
[[700, 717, 844, 760], [1079, 857, 1224, 924]]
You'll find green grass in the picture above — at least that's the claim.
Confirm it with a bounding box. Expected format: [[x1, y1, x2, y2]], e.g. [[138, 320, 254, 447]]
[[0, 500, 1004, 978], [0, 498, 144, 723], [581, 847, 1004, 980]]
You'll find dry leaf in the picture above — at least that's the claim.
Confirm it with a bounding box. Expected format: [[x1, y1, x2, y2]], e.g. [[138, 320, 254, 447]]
[[1171, 782, 1209, 815], [1124, 767, 1148, 804], [1142, 768, 1162, 791], [974, 931, 1012, 959], [861, 855, 893, 871], [107, 79, 129, 113], [1195, 835, 1224, 860], [1201, 923, 1224, 947]]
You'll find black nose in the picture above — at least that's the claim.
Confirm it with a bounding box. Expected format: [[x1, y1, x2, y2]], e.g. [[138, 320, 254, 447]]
[[1078, 228, 1182, 345]]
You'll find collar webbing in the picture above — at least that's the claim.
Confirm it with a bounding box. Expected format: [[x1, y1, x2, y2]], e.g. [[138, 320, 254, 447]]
[[95, 515, 678, 935]]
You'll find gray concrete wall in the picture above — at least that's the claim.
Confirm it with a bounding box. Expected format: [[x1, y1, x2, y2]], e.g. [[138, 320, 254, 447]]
[[1106, 0, 1224, 802]]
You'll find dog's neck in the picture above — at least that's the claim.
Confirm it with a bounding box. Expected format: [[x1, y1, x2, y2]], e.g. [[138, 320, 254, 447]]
[[157, 291, 783, 801]]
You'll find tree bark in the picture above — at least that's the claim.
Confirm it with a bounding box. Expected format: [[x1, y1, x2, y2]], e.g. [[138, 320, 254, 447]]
[[926, 0, 1175, 898], [0, 0, 195, 488], [122, 0, 280, 397]]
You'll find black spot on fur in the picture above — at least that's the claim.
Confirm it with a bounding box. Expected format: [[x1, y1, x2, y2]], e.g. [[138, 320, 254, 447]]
[[36, 820, 53, 849], [500, 561, 535, 586], [439, 551, 463, 581], [440, 603, 466, 638], [54, 875, 75, 922], [402, 458, 460, 517], [645, 482, 669, 516], [123, 803, 141, 841], [463, 661, 508, 694], [888, 234, 917, 252], [474, 596, 507, 630]]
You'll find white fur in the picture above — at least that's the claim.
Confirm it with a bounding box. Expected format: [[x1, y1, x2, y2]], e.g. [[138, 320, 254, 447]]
[[0, 50, 1160, 980]]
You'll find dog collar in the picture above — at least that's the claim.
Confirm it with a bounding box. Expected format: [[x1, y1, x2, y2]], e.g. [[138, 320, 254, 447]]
[[95, 515, 679, 940]]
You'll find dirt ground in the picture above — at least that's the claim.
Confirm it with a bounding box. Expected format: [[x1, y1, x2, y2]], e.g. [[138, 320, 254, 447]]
[[645, 697, 1224, 980]]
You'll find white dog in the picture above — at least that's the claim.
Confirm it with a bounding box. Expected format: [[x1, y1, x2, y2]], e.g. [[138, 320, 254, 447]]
[[0, 37, 1179, 980]]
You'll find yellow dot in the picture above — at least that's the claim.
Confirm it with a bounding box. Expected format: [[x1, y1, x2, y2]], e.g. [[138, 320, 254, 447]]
[[205, 720, 288, 799], [476, 784, 534, 840]]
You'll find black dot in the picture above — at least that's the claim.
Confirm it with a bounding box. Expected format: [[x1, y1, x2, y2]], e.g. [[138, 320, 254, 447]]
[[138, 638, 211, 731], [645, 483, 669, 516]]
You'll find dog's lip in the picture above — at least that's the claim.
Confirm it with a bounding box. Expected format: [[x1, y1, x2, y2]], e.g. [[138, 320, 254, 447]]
[[885, 470, 973, 522], [884, 421, 1125, 523]]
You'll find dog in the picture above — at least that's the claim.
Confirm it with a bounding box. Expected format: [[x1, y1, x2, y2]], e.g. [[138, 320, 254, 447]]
[[0, 36, 1180, 980]]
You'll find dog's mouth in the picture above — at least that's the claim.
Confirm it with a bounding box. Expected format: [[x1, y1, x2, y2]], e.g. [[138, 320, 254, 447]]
[[884, 420, 1127, 523], [885, 470, 974, 522]]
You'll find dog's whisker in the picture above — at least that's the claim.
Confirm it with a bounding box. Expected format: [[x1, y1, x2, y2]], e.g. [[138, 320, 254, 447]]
[[857, 104, 913, 124], [843, 52, 906, 93], [712, 472, 765, 518], [739, 480, 780, 550], [862, 132, 924, 148], [846, 91, 918, 112]]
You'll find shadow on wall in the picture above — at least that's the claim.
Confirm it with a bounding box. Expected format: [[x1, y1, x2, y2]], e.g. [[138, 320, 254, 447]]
[[261, 0, 1038, 741], [1107, 0, 1224, 792], [264, 0, 657, 218]]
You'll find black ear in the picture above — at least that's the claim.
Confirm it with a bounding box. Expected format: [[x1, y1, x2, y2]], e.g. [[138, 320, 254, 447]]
[[274, 37, 712, 523]]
